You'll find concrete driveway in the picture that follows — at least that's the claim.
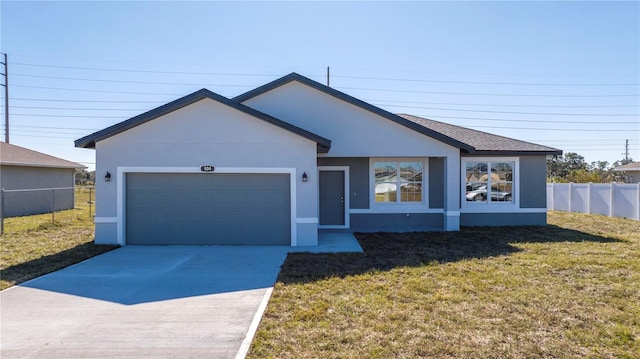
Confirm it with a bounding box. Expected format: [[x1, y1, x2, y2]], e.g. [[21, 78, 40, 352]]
[[1, 233, 362, 358], [0, 246, 290, 359]]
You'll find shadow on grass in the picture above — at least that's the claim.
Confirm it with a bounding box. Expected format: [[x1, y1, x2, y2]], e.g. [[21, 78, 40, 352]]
[[278, 225, 625, 284], [1, 242, 119, 288]]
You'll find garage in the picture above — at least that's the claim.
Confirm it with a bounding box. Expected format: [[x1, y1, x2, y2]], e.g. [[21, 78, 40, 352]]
[[125, 173, 291, 245]]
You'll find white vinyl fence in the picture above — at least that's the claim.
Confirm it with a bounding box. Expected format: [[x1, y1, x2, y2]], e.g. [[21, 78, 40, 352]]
[[547, 183, 640, 221]]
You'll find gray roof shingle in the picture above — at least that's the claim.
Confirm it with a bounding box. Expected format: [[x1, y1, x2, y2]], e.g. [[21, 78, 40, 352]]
[[398, 114, 562, 156], [0, 142, 83, 169]]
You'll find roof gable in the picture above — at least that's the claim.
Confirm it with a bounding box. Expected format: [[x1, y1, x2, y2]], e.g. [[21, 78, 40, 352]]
[[234, 73, 474, 152], [75, 88, 331, 153], [0, 142, 83, 168]]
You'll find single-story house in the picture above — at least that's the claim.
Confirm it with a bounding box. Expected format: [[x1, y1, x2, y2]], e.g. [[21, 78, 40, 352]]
[[75, 72, 562, 246], [0, 142, 83, 217], [612, 162, 640, 183]]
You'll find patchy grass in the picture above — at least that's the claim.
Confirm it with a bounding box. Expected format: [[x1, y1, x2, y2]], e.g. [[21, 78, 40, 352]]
[[249, 212, 640, 359], [1, 188, 117, 290]]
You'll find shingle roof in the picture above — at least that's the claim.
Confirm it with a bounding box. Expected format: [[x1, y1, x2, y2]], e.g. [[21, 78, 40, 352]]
[[75, 88, 332, 153], [613, 162, 640, 172], [0, 142, 84, 169], [398, 114, 562, 156]]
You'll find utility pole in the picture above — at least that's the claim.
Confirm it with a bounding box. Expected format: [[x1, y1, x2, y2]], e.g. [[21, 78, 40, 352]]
[[624, 139, 630, 163], [327, 66, 330, 87], [0, 52, 7, 143]]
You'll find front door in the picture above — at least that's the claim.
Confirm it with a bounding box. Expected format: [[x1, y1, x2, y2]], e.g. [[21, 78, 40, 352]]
[[319, 170, 346, 226]]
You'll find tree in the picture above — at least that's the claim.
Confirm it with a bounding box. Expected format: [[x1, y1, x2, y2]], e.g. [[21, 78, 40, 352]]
[[547, 152, 588, 180], [75, 169, 95, 186]]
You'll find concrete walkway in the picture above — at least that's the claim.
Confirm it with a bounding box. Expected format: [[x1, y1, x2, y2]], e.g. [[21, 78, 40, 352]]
[[1, 234, 362, 358]]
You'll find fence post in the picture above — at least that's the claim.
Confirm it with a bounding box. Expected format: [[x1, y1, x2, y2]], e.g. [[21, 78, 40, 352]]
[[587, 183, 592, 215], [550, 183, 555, 211], [568, 182, 573, 213], [609, 182, 615, 218], [637, 183, 640, 221], [51, 188, 55, 224], [89, 187, 93, 218], [1, 188, 4, 235]]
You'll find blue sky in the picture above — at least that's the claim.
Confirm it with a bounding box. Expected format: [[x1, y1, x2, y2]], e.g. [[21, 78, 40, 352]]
[[1, 1, 638, 171]]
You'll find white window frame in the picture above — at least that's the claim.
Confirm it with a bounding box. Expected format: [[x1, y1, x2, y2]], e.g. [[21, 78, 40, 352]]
[[461, 157, 519, 212], [369, 158, 429, 210]]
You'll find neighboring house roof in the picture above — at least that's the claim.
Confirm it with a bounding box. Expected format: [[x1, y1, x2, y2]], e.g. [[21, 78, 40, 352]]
[[75, 88, 332, 153], [398, 114, 562, 156], [0, 142, 84, 169], [233, 72, 475, 153], [612, 161, 640, 172]]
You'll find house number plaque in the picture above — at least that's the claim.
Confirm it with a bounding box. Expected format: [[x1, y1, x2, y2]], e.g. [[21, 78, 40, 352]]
[[200, 165, 215, 172]]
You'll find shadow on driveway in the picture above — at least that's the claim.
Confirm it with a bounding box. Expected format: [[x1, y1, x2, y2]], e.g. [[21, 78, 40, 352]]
[[19, 245, 289, 305]]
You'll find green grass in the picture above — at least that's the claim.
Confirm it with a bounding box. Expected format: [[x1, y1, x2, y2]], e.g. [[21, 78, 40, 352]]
[[0, 187, 117, 290], [249, 212, 640, 359]]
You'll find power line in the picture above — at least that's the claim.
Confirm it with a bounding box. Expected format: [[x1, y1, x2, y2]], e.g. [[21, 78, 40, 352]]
[[434, 122, 638, 132], [10, 125, 98, 131], [11, 96, 638, 108], [12, 84, 181, 96], [13, 60, 638, 82], [13, 62, 277, 77], [363, 99, 640, 108], [13, 73, 255, 87], [338, 86, 639, 98], [334, 74, 639, 86], [14, 75, 640, 98], [407, 113, 638, 124], [10, 133, 85, 139], [12, 105, 150, 111], [376, 103, 639, 117], [12, 113, 126, 119], [11, 97, 163, 104], [11, 103, 639, 118]]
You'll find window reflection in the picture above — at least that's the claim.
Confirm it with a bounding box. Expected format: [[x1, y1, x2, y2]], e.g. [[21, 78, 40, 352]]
[[375, 161, 423, 203], [465, 161, 514, 203]]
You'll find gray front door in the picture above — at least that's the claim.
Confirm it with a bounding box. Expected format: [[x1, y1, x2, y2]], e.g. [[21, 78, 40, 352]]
[[319, 170, 345, 226], [126, 173, 290, 245]]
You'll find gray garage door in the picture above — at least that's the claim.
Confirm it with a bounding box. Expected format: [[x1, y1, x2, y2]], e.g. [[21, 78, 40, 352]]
[[126, 173, 290, 245]]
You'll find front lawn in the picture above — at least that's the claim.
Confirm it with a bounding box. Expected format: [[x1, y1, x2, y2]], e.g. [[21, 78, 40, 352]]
[[0, 188, 117, 290], [249, 212, 640, 358]]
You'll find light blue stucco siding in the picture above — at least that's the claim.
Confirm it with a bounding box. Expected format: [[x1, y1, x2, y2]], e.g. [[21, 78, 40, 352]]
[[318, 157, 447, 232], [93, 98, 319, 246], [351, 213, 443, 232], [240, 81, 462, 231], [460, 212, 547, 226], [460, 155, 548, 227]]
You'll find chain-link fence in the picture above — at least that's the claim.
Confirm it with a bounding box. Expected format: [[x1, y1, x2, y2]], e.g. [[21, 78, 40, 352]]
[[0, 186, 94, 234]]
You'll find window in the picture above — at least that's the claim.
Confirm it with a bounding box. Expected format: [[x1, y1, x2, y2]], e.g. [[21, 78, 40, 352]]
[[464, 160, 515, 204], [374, 161, 424, 203]]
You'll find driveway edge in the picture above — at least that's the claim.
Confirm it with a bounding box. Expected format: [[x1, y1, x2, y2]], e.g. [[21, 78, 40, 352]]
[[235, 286, 274, 359]]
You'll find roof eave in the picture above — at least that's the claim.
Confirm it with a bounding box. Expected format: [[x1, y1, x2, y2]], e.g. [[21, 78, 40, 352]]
[[1, 162, 84, 169], [462, 149, 563, 156]]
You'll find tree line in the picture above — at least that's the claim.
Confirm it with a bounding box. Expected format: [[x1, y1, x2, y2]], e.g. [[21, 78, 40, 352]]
[[547, 152, 634, 183]]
